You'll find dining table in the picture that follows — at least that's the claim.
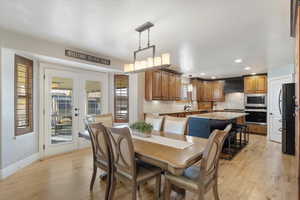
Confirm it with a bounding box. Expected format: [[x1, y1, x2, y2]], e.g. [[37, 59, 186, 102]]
[[79, 128, 209, 175]]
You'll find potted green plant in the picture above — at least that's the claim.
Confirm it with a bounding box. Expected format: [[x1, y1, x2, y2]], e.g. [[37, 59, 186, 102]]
[[130, 121, 153, 137]]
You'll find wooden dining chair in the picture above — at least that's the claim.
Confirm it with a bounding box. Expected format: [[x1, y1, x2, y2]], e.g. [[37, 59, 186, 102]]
[[163, 116, 188, 135], [94, 113, 113, 127], [106, 126, 162, 200], [86, 122, 114, 199], [164, 124, 232, 200], [145, 113, 164, 131]]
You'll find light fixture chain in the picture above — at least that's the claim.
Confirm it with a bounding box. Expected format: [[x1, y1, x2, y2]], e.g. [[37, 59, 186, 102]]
[[147, 28, 150, 47], [139, 32, 141, 50]]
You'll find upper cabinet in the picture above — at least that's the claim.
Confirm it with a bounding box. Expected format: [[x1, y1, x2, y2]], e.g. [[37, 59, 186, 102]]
[[145, 70, 181, 101], [212, 80, 225, 101], [244, 75, 267, 94], [161, 71, 169, 100], [196, 80, 224, 102]]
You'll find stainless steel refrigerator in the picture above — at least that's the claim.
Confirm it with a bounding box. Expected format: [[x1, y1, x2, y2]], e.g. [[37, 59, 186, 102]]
[[282, 83, 295, 155]]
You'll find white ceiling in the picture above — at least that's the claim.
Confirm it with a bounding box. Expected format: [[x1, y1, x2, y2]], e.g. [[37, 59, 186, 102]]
[[0, 0, 295, 78]]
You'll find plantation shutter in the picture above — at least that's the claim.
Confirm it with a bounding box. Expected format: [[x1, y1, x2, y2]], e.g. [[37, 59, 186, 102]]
[[114, 75, 129, 123], [15, 55, 33, 136]]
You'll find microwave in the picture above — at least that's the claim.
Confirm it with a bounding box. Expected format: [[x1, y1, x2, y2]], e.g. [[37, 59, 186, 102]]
[[245, 94, 267, 107]]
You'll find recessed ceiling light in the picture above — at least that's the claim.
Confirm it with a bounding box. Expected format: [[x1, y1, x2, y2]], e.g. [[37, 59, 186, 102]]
[[244, 66, 251, 70], [211, 76, 216, 79], [251, 72, 256, 75], [200, 73, 206, 76], [234, 59, 243, 63]]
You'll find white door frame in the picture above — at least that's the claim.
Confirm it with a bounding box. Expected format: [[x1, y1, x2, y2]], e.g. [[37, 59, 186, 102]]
[[267, 74, 294, 142], [38, 62, 109, 159], [43, 69, 80, 157]]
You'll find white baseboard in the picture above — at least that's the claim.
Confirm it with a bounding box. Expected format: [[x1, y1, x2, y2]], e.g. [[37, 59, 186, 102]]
[[0, 153, 40, 180]]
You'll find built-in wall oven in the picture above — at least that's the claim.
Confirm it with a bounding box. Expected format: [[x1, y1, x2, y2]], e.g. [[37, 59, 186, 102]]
[[245, 108, 267, 125], [245, 94, 267, 107]]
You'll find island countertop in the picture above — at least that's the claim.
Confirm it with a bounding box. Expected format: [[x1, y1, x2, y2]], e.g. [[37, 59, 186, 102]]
[[188, 112, 247, 120]]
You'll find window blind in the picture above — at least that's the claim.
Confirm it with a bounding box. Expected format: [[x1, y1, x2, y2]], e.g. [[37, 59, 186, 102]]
[[15, 55, 33, 136], [114, 75, 129, 123]]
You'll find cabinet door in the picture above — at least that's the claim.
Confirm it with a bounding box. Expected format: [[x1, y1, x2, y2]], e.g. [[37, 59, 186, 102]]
[[152, 70, 162, 99], [191, 79, 198, 101], [212, 81, 225, 101], [202, 81, 213, 101], [256, 76, 267, 93], [175, 75, 181, 100], [161, 71, 169, 100], [197, 80, 203, 101], [169, 73, 176, 100], [244, 76, 257, 93]]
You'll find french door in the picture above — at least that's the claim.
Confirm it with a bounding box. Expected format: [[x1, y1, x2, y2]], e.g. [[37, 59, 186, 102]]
[[43, 68, 107, 157]]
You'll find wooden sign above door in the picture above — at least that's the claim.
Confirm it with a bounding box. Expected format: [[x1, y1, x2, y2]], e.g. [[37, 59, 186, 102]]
[[65, 49, 110, 65]]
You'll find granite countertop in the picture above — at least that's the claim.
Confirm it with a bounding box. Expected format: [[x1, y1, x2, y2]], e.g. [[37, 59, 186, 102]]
[[189, 112, 248, 120], [145, 109, 210, 115]]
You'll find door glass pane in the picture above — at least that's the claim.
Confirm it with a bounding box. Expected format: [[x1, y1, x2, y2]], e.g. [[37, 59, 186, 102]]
[[51, 77, 73, 144], [85, 80, 102, 122]]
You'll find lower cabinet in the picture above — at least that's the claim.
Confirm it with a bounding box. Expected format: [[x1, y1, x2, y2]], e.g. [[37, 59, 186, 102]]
[[247, 124, 267, 135]]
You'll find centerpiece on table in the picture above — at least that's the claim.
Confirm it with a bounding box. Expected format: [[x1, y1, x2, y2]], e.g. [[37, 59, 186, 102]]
[[130, 121, 153, 138]]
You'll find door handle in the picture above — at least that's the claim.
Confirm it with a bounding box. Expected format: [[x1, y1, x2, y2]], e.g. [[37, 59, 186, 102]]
[[278, 89, 282, 115], [278, 128, 283, 132]]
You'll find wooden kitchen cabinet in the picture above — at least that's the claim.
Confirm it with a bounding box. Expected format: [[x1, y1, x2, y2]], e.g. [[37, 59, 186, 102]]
[[212, 81, 225, 102], [247, 124, 267, 135], [161, 71, 169, 100], [201, 81, 213, 101], [145, 69, 182, 101], [255, 76, 267, 93], [175, 75, 181, 100], [145, 70, 162, 100], [195, 79, 224, 102], [168, 73, 176, 100], [244, 75, 267, 94]]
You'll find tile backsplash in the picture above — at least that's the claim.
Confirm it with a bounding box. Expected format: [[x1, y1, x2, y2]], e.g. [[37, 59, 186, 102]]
[[144, 100, 198, 113], [213, 92, 245, 110]]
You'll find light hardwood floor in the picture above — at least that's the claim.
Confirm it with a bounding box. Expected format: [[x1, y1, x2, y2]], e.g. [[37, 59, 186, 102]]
[[0, 135, 298, 200]]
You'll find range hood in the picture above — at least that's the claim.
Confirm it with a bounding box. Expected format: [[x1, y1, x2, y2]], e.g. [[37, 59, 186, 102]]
[[224, 77, 244, 93]]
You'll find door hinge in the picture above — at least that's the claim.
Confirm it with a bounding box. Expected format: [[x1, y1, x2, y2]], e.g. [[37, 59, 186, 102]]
[[43, 74, 45, 80], [43, 144, 45, 150], [43, 109, 45, 115]]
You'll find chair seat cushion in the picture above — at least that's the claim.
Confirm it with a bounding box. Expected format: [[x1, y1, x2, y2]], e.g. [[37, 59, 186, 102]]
[[116, 160, 162, 183], [136, 163, 162, 182], [183, 165, 200, 180], [165, 173, 199, 191]]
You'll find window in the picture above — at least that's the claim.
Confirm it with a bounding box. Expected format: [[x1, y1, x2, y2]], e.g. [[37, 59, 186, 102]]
[[15, 55, 33, 136], [114, 75, 129, 123]]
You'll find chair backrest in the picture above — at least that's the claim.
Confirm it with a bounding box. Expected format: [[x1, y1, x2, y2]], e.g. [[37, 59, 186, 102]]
[[106, 127, 136, 179], [85, 121, 113, 166], [163, 116, 188, 135], [94, 113, 113, 128], [145, 114, 164, 131], [198, 124, 232, 182]]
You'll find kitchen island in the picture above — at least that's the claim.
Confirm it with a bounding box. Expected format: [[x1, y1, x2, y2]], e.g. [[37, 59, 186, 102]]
[[188, 112, 247, 138]]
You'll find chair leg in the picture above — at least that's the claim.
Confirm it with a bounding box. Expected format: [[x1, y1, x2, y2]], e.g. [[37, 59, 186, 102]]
[[197, 189, 205, 200], [108, 169, 116, 200], [132, 183, 137, 200], [155, 175, 161, 199], [164, 178, 172, 200], [90, 164, 97, 191], [212, 183, 220, 200]]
